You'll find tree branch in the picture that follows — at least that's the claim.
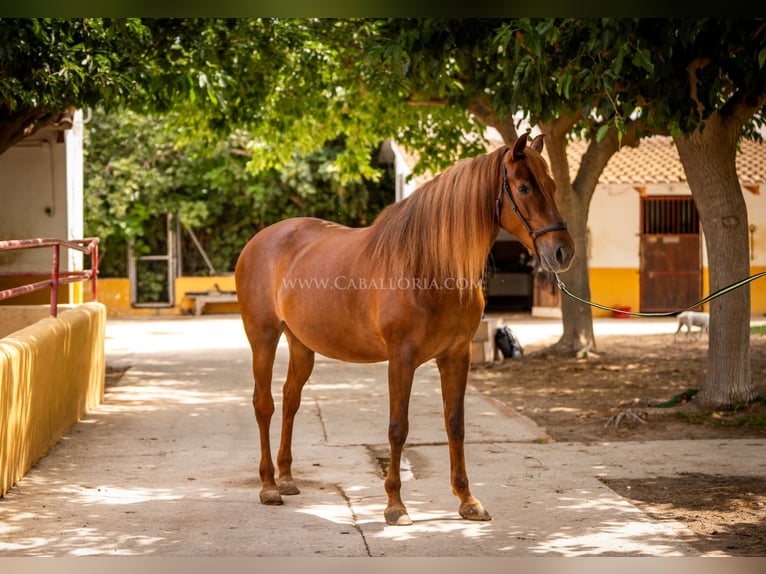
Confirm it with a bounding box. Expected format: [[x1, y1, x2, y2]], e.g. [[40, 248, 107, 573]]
[[405, 96, 449, 106], [538, 115, 579, 195], [572, 119, 644, 203], [0, 108, 61, 156], [468, 97, 518, 144], [721, 90, 766, 135], [230, 148, 253, 158], [687, 58, 712, 118]]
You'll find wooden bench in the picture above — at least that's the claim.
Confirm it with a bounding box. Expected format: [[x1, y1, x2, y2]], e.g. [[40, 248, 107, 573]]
[[185, 290, 238, 316]]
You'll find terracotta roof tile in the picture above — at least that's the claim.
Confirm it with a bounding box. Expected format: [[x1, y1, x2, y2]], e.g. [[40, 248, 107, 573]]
[[399, 134, 766, 191], [553, 136, 766, 187]]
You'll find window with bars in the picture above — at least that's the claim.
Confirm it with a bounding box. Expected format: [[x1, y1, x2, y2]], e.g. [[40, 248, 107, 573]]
[[641, 196, 700, 235]]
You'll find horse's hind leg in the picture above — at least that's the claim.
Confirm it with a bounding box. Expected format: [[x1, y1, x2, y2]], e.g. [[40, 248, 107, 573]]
[[437, 349, 491, 522], [246, 324, 284, 505], [275, 330, 315, 496]]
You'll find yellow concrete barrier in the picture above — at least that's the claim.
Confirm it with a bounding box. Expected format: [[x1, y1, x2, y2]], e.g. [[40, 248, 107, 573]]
[[0, 303, 106, 496]]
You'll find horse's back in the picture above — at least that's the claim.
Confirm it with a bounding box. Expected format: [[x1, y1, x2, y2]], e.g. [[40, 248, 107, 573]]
[[236, 217, 349, 298], [239, 217, 347, 254]]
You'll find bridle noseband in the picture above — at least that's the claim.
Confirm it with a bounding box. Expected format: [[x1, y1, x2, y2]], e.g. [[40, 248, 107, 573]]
[[495, 149, 568, 241]]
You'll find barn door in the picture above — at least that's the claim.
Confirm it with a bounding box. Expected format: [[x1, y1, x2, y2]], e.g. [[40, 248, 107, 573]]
[[640, 196, 701, 313]]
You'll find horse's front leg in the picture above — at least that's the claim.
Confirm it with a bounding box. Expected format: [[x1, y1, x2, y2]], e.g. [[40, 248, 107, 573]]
[[437, 348, 491, 522], [384, 355, 416, 526]]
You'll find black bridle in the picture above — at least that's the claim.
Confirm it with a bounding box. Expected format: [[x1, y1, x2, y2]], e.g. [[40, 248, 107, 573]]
[[495, 149, 568, 240]]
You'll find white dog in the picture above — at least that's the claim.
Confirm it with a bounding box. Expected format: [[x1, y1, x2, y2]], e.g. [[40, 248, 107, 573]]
[[674, 311, 709, 340]]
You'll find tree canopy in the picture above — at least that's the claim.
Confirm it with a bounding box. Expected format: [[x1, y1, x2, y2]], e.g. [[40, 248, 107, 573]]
[[1, 18, 156, 154], [84, 109, 395, 277], [5, 17, 766, 409]]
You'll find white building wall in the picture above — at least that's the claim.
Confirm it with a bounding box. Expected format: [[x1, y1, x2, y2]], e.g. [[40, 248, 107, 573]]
[[389, 140, 418, 201], [587, 181, 766, 272], [587, 185, 642, 269], [743, 190, 766, 267], [0, 112, 82, 275]]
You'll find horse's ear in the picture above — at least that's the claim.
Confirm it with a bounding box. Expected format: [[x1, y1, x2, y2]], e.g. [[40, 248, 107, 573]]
[[530, 134, 544, 153], [512, 133, 529, 160]]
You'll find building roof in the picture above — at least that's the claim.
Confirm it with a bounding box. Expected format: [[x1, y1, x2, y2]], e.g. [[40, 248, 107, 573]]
[[398, 133, 766, 193], [558, 136, 766, 188]]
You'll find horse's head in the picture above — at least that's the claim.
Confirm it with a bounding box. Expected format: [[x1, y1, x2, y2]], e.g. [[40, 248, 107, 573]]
[[497, 133, 574, 273]]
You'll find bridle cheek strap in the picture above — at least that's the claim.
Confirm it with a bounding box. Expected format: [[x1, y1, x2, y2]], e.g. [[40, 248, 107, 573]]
[[496, 150, 568, 241]]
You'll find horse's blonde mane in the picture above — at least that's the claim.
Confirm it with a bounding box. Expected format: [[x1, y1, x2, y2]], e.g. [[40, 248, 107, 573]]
[[363, 147, 507, 288]]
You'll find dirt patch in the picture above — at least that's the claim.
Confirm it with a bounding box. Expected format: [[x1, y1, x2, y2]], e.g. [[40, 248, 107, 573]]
[[470, 331, 766, 556], [599, 474, 766, 556]]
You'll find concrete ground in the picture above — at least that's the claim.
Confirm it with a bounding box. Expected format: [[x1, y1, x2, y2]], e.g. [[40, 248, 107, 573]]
[[1, 314, 765, 557]]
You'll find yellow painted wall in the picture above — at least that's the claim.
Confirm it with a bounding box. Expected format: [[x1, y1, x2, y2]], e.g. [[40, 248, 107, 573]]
[[588, 265, 766, 317], [588, 268, 641, 318], [0, 275, 75, 306], [701, 265, 766, 315], [0, 302, 106, 496], [0, 275, 87, 307], [14, 270, 766, 319], [85, 278, 135, 317], [84, 276, 240, 317], [746, 266, 766, 315]]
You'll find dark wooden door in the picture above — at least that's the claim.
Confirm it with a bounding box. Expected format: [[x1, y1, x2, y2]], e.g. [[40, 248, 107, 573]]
[[639, 197, 701, 313], [640, 235, 701, 312]]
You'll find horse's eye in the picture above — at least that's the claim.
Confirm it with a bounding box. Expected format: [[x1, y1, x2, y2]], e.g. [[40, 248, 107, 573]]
[[517, 184, 531, 195]]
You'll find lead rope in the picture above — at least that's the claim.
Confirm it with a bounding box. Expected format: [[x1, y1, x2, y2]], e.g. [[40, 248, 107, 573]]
[[554, 270, 766, 317]]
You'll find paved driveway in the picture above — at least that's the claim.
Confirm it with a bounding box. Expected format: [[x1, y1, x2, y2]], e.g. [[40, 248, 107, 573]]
[[1, 315, 763, 557]]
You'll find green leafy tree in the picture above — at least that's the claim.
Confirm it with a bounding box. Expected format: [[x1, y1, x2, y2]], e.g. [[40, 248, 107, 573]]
[[10, 17, 766, 409], [364, 18, 650, 355], [489, 18, 766, 408], [622, 19, 766, 408], [364, 18, 766, 409], [84, 109, 394, 277], [0, 18, 166, 155]]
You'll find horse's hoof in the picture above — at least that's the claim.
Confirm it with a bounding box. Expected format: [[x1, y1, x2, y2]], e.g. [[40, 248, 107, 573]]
[[384, 507, 413, 526], [260, 488, 284, 506], [459, 501, 491, 521], [277, 479, 300, 496]]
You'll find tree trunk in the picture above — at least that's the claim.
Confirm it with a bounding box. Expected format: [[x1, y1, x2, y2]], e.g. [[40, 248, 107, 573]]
[[539, 119, 643, 355], [544, 131, 596, 354], [675, 118, 755, 409], [468, 99, 518, 144]]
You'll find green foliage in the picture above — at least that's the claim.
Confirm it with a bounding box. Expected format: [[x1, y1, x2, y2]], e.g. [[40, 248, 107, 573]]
[[0, 18, 151, 113], [6, 18, 765, 169], [83, 109, 395, 277], [14, 17, 766, 290]]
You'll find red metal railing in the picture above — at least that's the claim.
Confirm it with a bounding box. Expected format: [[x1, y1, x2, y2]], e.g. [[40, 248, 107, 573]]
[[0, 237, 99, 318]]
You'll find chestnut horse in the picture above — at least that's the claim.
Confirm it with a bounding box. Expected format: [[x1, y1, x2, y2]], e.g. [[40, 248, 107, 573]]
[[235, 133, 574, 526]]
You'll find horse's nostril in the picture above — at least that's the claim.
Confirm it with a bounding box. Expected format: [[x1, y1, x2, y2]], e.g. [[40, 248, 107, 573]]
[[554, 243, 574, 270]]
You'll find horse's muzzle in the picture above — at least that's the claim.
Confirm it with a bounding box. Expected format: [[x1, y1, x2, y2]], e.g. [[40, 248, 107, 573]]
[[538, 232, 575, 273]]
